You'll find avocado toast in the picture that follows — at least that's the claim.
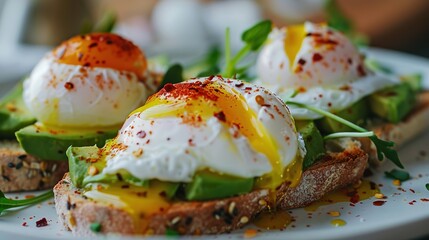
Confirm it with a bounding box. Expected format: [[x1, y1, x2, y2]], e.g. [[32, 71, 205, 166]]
[[0, 32, 161, 192]]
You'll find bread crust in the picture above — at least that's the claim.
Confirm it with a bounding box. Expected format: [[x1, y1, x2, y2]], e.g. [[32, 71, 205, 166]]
[[0, 140, 68, 192], [54, 141, 367, 236]]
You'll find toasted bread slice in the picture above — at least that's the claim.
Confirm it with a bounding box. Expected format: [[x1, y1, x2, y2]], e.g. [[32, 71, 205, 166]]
[[362, 91, 429, 164], [0, 140, 68, 192], [53, 140, 367, 236]]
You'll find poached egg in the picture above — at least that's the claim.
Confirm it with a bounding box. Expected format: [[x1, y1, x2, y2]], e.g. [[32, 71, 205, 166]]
[[256, 22, 398, 119], [101, 76, 304, 189], [23, 33, 151, 128]]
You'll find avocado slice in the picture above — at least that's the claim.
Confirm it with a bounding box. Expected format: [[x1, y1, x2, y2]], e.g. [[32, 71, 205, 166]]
[[0, 82, 36, 138], [369, 82, 416, 124], [316, 98, 369, 134], [185, 171, 254, 201], [400, 73, 423, 92], [295, 121, 326, 169], [16, 123, 118, 160]]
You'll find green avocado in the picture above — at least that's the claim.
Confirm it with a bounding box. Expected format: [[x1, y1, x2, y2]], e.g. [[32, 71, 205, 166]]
[[0, 82, 36, 138], [316, 98, 369, 134], [369, 82, 416, 124], [185, 171, 254, 201], [16, 123, 117, 160], [295, 121, 326, 169], [400, 73, 423, 92]]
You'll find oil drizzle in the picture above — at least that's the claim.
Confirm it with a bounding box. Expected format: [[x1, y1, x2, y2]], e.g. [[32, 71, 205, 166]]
[[253, 210, 293, 230], [330, 219, 346, 227], [305, 180, 380, 211]]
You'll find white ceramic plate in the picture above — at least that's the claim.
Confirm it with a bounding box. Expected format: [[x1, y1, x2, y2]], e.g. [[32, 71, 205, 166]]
[[1, 48, 429, 240]]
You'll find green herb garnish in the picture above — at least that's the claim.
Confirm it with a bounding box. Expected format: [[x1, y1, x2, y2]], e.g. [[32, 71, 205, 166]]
[[222, 20, 272, 78], [287, 101, 403, 168], [90, 222, 102, 233], [385, 169, 410, 181], [157, 64, 184, 90], [81, 11, 117, 34], [0, 190, 53, 214], [426, 183, 429, 191]]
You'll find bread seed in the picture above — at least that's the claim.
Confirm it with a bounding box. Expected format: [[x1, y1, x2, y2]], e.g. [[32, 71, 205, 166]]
[[258, 199, 267, 206], [228, 202, 236, 215], [52, 164, 58, 172], [30, 162, 40, 169], [240, 216, 249, 224], [171, 216, 181, 225]]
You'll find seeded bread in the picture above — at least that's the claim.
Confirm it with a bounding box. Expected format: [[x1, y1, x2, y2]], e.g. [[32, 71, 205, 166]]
[[0, 140, 68, 192], [53, 139, 367, 236], [362, 91, 429, 164]]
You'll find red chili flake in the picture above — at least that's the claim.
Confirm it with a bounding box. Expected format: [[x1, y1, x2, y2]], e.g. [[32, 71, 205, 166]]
[[244, 87, 252, 91], [214, 111, 226, 122], [305, 32, 322, 37], [234, 82, 244, 88], [22, 222, 28, 227], [188, 139, 195, 146], [421, 198, 429, 202], [216, 75, 224, 80], [36, 218, 48, 227], [373, 200, 386, 206], [164, 83, 175, 92], [347, 58, 353, 65], [315, 38, 338, 46], [83, 62, 91, 67], [255, 95, 265, 106], [207, 75, 215, 80], [369, 181, 377, 190], [357, 64, 366, 77], [312, 53, 323, 62], [339, 85, 351, 91], [88, 42, 98, 48], [64, 82, 74, 90], [327, 102, 332, 107], [298, 58, 306, 66], [409, 200, 417, 205], [136, 131, 146, 138], [410, 189, 416, 193]]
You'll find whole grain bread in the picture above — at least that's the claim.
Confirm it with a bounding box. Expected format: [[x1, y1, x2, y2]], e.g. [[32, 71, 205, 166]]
[[54, 139, 367, 236], [0, 140, 68, 192]]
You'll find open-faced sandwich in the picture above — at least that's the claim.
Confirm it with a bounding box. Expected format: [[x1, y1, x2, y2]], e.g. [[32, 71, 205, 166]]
[[54, 76, 368, 236], [255, 22, 429, 165], [0, 32, 160, 192]]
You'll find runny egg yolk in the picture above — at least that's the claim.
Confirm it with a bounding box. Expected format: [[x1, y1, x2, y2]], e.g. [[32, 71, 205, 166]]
[[53, 33, 147, 79], [130, 81, 300, 189], [284, 24, 306, 69], [85, 182, 170, 234]]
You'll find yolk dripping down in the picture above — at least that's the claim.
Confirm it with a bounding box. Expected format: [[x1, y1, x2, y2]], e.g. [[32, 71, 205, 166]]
[[53, 33, 147, 79], [86, 182, 171, 234], [130, 81, 301, 189], [284, 24, 306, 69]]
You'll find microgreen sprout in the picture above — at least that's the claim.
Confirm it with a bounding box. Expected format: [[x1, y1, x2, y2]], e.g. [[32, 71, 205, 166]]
[[287, 101, 403, 169], [0, 190, 53, 215]]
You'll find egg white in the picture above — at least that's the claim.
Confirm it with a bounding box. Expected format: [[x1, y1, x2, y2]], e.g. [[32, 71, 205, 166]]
[[23, 54, 148, 127], [256, 22, 399, 119], [102, 77, 303, 182]]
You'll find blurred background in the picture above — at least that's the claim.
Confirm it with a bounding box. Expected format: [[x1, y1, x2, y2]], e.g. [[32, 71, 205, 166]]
[[0, 0, 429, 85]]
